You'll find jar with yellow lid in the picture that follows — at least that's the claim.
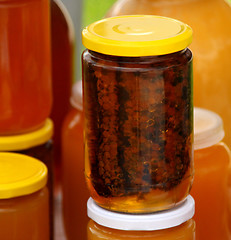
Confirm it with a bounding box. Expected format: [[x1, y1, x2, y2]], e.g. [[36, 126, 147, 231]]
[[82, 15, 194, 213], [0, 152, 50, 240], [0, 119, 54, 239], [191, 107, 231, 240]]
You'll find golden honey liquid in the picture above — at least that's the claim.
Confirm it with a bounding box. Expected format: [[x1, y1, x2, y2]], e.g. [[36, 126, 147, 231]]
[[87, 219, 196, 240], [0, 188, 49, 240], [107, 0, 231, 149], [191, 143, 231, 240]]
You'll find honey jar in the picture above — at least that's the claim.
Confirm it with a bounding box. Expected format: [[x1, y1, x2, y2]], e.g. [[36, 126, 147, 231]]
[[0, 0, 52, 134], [0, 152, 50, 240], [191, 107, 231, 240], [82, 15, 194, 213]]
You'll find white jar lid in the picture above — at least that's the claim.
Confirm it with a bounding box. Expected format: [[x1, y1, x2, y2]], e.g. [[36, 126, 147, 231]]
[[194, 107, 224, 150], [87, 195, 195, 231], [70, 80, 83, 111]]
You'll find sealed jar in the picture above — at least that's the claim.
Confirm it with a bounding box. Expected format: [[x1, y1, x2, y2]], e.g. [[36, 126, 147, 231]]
[[87, 196, 195, 240], [0, 0, 52, 135], [82, 15, 194, 213], [62, 81, 89, 240], [0, 119, 54, 239], [191, 107, 231, 240], [0, 152, 50, 240], [107, 0, 231, 151]]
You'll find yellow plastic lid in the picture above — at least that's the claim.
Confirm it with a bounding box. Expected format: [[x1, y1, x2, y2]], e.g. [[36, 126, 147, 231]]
[[0, 119, 53, 151], [0, 152, 47, 199], [82, 15, 193, 57]]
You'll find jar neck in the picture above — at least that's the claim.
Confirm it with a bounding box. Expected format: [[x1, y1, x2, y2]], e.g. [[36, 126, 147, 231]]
[[88, 48, 190, 65]]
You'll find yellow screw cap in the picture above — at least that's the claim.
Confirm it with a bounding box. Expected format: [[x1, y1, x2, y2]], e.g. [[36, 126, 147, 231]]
[[82, 15, 193, 57], [0, 119, 53, 151], [0, 152, 47, 199]]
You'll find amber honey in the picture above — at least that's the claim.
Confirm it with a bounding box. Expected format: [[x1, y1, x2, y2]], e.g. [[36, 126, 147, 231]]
[[88, 220, 195, 240], [62, 82, 89, 240], [0, 0, 52, 135]]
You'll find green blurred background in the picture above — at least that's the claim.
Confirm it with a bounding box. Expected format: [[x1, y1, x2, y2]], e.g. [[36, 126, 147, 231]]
[[82, 0, 116, 27]]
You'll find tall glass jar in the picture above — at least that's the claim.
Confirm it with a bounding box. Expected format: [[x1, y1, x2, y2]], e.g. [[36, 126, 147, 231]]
[[87, 196, 195, 240], [0, 0, 52, 135], [107, 0, 231, 149], [51, 0, 75, 176], [0, 119, 54, 240], [82, 15, 194, 213], [0, 153, 50, 240], [191, 108, 231, 240], [62, 81, 89, 240]]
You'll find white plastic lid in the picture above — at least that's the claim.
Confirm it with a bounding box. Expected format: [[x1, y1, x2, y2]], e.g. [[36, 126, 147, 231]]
[[70, 80, 83, 111], [87, 195, 195, 231], [194, 107, 224, 150]]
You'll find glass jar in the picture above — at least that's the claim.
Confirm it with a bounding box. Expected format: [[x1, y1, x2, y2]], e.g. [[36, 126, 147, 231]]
[[107, 0, 231, 150], [82, 15, 194, 213], [0, 0, 52, 135], [191, 107, 231, 240], [0, 119, 54, 239], [51, 0, 74, 175], [62, 81, 88, 240], [87, 196, 195, 240], [0, 152, 50, 240]]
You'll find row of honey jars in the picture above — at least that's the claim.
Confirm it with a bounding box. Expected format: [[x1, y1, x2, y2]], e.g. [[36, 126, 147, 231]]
[[0, 119, 54, 239], [106, 0, 231, 150], [82, 15, 194, 213], [61, 84, 231, 239], [87, 196, 195, 240], [0, 153, 50, 239], [61, 86, 231, 240]]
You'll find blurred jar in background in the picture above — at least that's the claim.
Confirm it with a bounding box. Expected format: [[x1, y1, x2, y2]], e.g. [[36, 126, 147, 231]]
[[0, 153, 50, 240], [0, 119, 54, 240], [107, 0, 231, 149], [191, 107, 231, 240], [87, 196, 196, 240], [0, 0, 52, 135], [51, 0, 75, 177], [62, 81, 88, 240]]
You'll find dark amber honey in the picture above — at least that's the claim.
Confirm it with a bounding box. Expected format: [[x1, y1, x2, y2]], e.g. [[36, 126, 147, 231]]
[[83, 49, 193, 213]]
